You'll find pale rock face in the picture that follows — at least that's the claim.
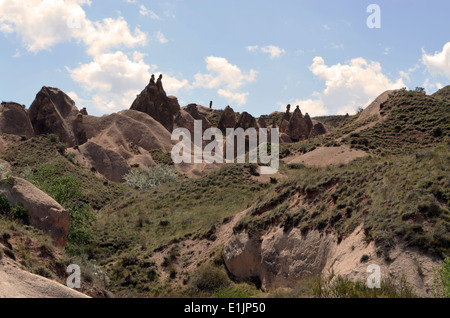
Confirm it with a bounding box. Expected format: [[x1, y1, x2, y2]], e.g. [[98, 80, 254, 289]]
[[78, 141, 130, 183], [223, 225, 442, 296], [0, 177, 70, 248], [0, 102, 35, 138], [28, 86, 87, 147]]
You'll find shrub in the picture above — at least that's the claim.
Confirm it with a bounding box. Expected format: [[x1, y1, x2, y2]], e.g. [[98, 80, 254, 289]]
[[360, 254, 370, 263], [189, 264, 230, 295], [56, 143, 66, 154], [433, 256, 450, 298], [432, 127, 443, 138], [46, 134, 59, 143], [124, 165, 178, 190]]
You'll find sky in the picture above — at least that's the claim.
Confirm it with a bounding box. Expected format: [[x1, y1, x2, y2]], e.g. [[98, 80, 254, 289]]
[[0, 0, 449, 117]]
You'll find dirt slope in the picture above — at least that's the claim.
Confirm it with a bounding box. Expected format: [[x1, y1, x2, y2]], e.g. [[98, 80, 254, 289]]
[[0, 257, 89, 298], [284, 145, 367, 167]]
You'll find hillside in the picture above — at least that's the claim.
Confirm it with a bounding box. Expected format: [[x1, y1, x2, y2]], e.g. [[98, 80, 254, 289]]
[[0, 85, 448, 298]]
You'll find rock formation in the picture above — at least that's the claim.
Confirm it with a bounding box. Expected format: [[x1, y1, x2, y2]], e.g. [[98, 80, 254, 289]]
[[257, 116, 267, 129], [185, 104, 211, 131], [279, 104, 292, 134], [288, 106, 309, 141], [80, 109, 175, 179], [218, 105, 236, 134], [0, 177, 70, 248], [310, 122, 327, 138], [0, 102, 34, 138], [78, 141, 130, 183], [130, 74, 180, 132], [173, 109, 196, 136], [28, 87, 87, 147], [235, 112, 258, 130]]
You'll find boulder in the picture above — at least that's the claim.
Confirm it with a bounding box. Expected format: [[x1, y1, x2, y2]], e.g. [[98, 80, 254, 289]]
[[310, 122, 327, 138], [217, 106, 236, 134], [130, 74, 180, 132], [279, 133, 292, 144], [0, 102, 34, 138], [0, 177, 70, 248], [78, 141, 130, 183], [28, 87, 87, 147]]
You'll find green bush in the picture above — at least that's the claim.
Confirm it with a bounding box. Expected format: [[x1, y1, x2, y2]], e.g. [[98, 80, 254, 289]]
[[25, 165, 95, 249], [0, 194, 28, 223], [124, 165, 178, 190], [433, 256, 450, 298], [188, 264, 230, 295], [46, 134, 59, 143]]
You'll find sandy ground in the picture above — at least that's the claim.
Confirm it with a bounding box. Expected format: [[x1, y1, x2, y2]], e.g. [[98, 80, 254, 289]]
[[284, 145, 367, 167], [0, 257, 89, 298]]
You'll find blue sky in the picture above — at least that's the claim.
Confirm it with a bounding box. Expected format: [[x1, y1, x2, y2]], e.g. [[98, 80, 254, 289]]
[[0, 0, 449, 117]]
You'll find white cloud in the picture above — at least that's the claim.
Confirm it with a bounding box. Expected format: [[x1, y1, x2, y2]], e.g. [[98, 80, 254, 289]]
[[323, 24, 331, 31], [194, 56, 257, 106], [260, 45, 286, 59], [0, 0, 146, 55], [67, 51, 152, 112], [246, 45, 286, 59], [246, 45, 259, 52], [67, 51, 189, 113], [155, 31, 168, 44], [294, 56, 405, 116], [139, 5, 160, 20], [280, 99, 328, 117], [422, 42, 450, 77], [0, 0, 91, 52], [77, 17, 147, 56], [217, 89, 249, 106]]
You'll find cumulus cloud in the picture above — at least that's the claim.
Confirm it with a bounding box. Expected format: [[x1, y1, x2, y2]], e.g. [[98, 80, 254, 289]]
[[280, 98, 328, 117], [0, 0, 190, 114], [77, 17, 147, 56], [217, 89, 249, 106], [422, 42, 450, 77], [293, 56, 405, 116], [67, 51, 151, 112], [246, 45, 286, 59], [0, 0, 147, 55], [0, 0, 91, 52], [193, 56, 256, 105]]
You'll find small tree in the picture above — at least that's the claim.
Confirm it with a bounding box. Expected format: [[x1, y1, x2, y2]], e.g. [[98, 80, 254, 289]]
[[414, 87, 426, 94]]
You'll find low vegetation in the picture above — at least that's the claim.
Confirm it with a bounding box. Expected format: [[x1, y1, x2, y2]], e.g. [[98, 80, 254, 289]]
[[236, 144, 450, 259]]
